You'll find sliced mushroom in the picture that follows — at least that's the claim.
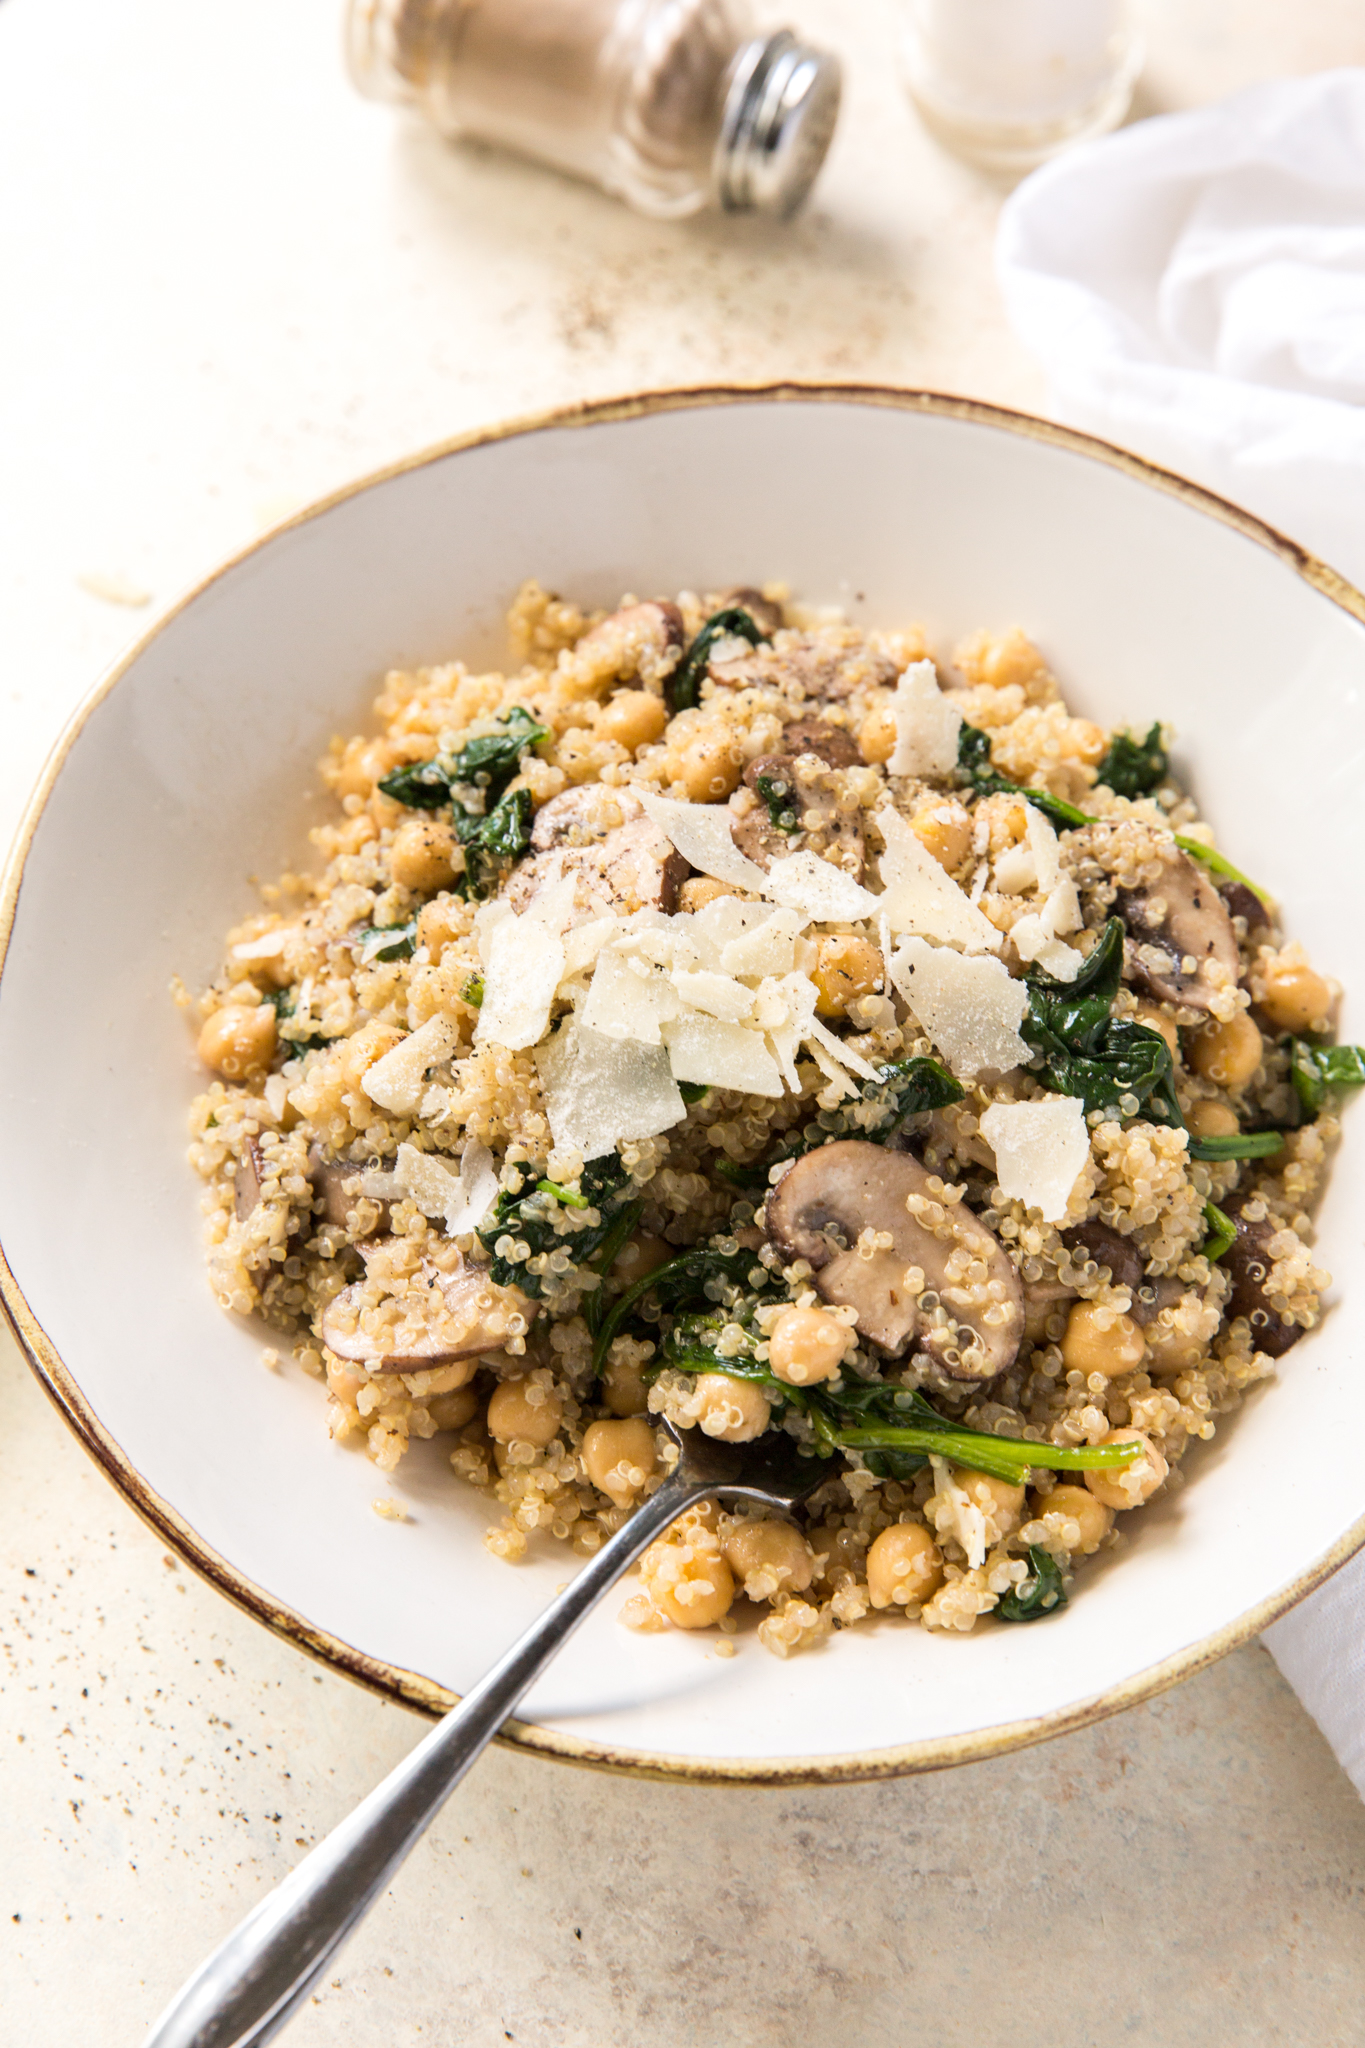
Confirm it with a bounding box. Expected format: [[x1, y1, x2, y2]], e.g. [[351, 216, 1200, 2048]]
[[1116, 850, 1241, 1014], [1218, 879, 1270, 937], [732, 723, 867, 874], [574, 601, 685, 686], [233, 1136, 267, 1222], [305, 1144, 392, 1235], [530, 784, 648, 853], [718, 586, 785, 639], [320, 1251, 536, 1374], [765, 1140, 1024, 1380], [1059, 1220, 1182, 1326], [1220, 1200, 1303, 1357], [708, 631, 901, 702]]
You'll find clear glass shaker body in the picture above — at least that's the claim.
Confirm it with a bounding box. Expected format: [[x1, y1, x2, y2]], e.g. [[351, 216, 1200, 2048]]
[[348, 0, 841, 219], [898, 0, 1140, 172]]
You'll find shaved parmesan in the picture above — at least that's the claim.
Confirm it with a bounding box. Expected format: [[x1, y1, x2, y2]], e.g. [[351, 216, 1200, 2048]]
[[1009, 880, 1084, 981], [362, 1015, 460, 1114], [717, 907, 800, 980], [582, 945, 680, 1044], [672, 969, 755, 1022], [877, 808, 1002, 954], [476, 911, 565, 1050], [761, 971, 878, 1087], [536, 1019, 684, 1160], [888, 938, 1030, 1079], [1025, 805, 1063, 895], [393, 1138, 499, 1236], [561, 915, 619, 979], [663, 1014, 784, 1096], [231, 930, 288, 962], [980, 1097, 1090, 1223], [634, 788, 768, 892], [888, 659, 962, 779], [761, 851, 879, 925], [993, 843, 1038, 895]]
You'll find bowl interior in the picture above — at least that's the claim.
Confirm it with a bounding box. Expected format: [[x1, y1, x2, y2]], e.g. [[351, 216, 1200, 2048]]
[[3, 393, 1364, 1776]]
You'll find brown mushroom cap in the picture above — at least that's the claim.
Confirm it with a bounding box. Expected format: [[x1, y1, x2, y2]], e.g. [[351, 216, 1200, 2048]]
[[1117, 851, 1241, 1013], [764, 1140, 1023, 1380], [719, 586, 784, 639], [320, 1254, 536, 1374], [1059, 1219, 1182, 1326], [1221, 1200, 1303, 1357]]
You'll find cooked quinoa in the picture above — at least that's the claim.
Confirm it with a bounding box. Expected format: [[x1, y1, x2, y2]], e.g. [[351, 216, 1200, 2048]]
[[185, 579, 1357, 1654]]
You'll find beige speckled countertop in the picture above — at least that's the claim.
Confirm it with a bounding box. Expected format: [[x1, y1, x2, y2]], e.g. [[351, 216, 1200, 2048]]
[[3, 2, 1365, 2040]]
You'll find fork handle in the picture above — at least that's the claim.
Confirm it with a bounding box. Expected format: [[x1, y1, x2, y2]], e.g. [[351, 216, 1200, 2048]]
[[143, 1468, 707, 2048]]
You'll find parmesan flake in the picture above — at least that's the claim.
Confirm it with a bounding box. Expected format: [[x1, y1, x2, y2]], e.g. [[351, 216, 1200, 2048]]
[[536, 1019, 684, 1161], [887, 939, 1030, 1079], [979, 1097, 1090, 1223], [876, 808, 1002, 954], [634, 788, 767, 893], [761, 851, 879, 925], [887, 659, 962, 779], [362, 1015, 460, 1114]]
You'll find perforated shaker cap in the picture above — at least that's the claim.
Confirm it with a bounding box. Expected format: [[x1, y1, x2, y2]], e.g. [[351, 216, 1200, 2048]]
[[717, 31, 842, 216]]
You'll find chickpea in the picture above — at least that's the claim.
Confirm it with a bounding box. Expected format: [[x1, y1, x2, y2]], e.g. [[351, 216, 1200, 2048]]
[[692, 1372, 771, 1443], [1134, 1004, 1179, 1057], [1085, 1427, 1168, 1511], [678, 876, 736, 914], [644, 1541, 735, 1629], [333, 735, 402, 800], [325, 1356, 365, 1406], [597, 688, 668, 753], [1259, 960, 1333, 1035], [722, 1517, 814, 1596], [582, 1417, 657, 1507], [611, 1231, 673, 1285], [197, 1002, 277, 1079], [912, 800, 973, 874], [1061, 1301, 1147, 1379], [427, 1385, 481, 1432], [811, 1522, 864, 1577], [416, 897, 464, 966], [1186, 1098, 1239, 1140], [768, 1305, 853, 1386], [1189, 1012, 1262, 1089], [487, 1377, 563, 1448], [950, 1466, 1026, 1536], [858, 701, 897, 765], [677, 733, 740, 804], [389, 816, 456, 894], [867, 1523, 944, 1608], [600, 1351, 651, 1418], [810, 935, 883, 1018], [1143, 1312, 1206, 1377], [1034, 1482, 1112, 1554]]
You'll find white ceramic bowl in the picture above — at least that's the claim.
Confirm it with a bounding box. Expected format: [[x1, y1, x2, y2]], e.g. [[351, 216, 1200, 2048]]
[[3, 388, 1364, 1784]]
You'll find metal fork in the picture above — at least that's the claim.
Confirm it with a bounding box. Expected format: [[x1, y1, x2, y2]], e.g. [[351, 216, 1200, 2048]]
[[143, 1419, 825, 2048]]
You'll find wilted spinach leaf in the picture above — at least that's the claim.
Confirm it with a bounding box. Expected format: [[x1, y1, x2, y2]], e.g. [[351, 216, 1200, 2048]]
[[450, 706, 549, 793], [997, 1545, 1068, 1623], [1187, 1132, 1285, 1161], [1097, 722, 1166, 797], [453, 786, 534, 900], [754, 770, 799, 833], [669, 606, 766, 714], [956, 723, 1089, 832], [378, 758, 455, 809], [476, 1150, 636, 1298], [1022, 918, 1181, 1125], [355, 919, 418, 966], [1289, 1039, 1365, 1119]]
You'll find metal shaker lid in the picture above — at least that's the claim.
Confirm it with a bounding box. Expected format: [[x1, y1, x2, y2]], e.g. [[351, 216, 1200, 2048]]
[[717, 31, 842, 217]]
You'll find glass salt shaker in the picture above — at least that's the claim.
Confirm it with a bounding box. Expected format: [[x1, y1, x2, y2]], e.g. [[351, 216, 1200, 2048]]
[[347, 0, 842, 219], [897, 0, 1140, 173]]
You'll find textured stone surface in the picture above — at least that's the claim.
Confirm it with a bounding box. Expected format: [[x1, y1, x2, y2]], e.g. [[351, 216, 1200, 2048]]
[[4, 0, 1365, 2040]]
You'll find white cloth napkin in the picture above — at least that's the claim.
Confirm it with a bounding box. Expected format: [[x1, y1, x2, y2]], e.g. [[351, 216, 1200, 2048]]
[[996, 72, 1365, 1799], [997, 68, 1365, 589]]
